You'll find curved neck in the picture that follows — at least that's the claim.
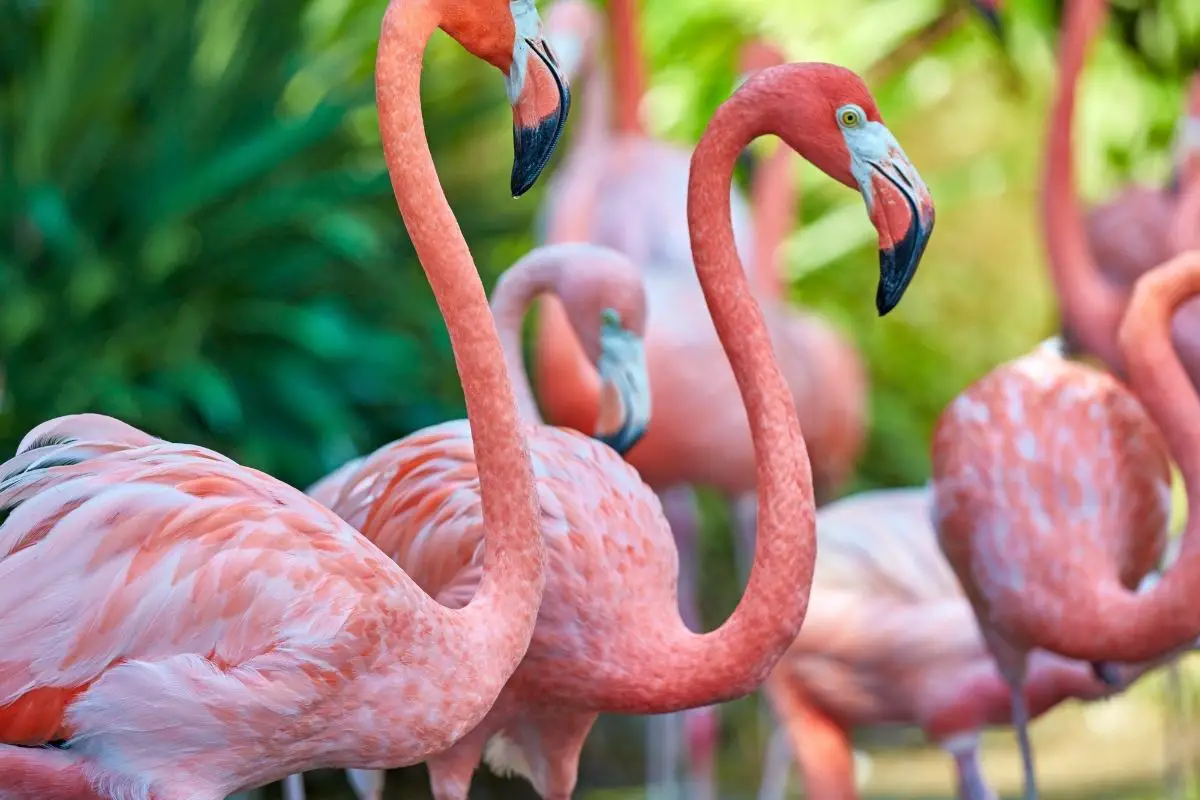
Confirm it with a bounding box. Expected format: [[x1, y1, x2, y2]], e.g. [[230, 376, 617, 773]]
[[750, 140, 797, 299], [376, 0, 543, 653], [1042, 0, 1127, 372], [608, 0, 646, 136], [1105, 252, 1200, 659], [490, 259, 567, 425], [602, 81, 816, 713]]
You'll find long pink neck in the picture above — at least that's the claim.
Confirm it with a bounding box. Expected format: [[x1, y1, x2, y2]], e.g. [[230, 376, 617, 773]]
[[750, 141, 798, 299], [376, 0, 545, 668], [490, 255, 568, 425], [1042, 0, 1127, 371], [1086, 251, 1200, 661], [598, 76, 816, 713], [608, 0, 646, 136]]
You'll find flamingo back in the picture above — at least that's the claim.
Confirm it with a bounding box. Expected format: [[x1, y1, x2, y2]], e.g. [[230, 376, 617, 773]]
[[930, 345, 1171, 646], [780, 489, 988, 721]]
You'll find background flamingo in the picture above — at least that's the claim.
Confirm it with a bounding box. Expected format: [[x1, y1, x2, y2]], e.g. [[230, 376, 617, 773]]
[[753, 485, 1197, 800], [0, 0, 573, 795], [1041, 0, 1200, 382], [930, 238, 1200, 800], [297, 61, 933, 800]]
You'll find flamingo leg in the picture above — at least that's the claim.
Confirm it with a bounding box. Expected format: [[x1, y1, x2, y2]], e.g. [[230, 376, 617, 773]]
[[757, 721, 793, 800], [427, 732, 489, 800], [346, 768, 384, 800], [282, 774, 306, 800], [942, 734, 998, 800], [646, 712, 684, 800], [1164, 660, 1188, 800], [983, 633, 1036, 800]]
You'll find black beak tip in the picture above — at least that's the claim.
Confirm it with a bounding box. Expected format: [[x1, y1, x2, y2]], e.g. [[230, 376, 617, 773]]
[[876, 220, 930, 317], [595, 424, 647, 458], [511, 88, 571, 199]]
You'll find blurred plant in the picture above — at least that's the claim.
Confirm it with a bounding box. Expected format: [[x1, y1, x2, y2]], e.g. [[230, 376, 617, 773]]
[[0, 0, 539, 487]]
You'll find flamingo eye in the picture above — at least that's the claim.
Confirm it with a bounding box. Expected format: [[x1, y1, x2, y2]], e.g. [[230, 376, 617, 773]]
[[837, 105, 864, 129]]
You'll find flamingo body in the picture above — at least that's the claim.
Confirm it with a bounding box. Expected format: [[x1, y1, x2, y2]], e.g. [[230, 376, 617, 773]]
[[932, 344, 1171, 655], [762, 486, 1182, 800], [0, 415, 517, 799]]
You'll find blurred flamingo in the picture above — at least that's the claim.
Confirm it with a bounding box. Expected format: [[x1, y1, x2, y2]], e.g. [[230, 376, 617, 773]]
[[301, 61, 934, 800], [931, 245, 1200, 800], [0, 0, 571, 796], [1043, 0, 1200, 381], [754, 486, 1197, 800]]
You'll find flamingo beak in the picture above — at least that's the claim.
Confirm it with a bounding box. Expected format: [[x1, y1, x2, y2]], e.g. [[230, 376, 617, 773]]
[[593, 309, 650, 456], [854, 134, 935, 316], [509, 37, 571, 197]]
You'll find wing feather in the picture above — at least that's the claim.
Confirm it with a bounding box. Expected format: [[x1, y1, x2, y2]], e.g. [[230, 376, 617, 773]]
[[0, 415, 405, 745]]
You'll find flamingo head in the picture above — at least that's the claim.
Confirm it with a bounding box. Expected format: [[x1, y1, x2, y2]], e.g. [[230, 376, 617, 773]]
[[968, 0, 1004, 40], [550, 244, 650, 456], [543, 0, 601, 84], [440, 0, 571, 196], [762, 64, 935, 315]]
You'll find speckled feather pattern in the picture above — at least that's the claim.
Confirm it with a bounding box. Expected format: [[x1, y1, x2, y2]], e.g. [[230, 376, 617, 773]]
[[931, 347, 1171, 658], [0, 414, 532, 800]]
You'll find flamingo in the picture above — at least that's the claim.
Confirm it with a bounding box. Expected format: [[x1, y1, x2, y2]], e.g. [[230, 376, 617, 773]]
[[534, 7, 866, 797], [1041, 0, 1200, 379], [0, 0, 571, 797], [533, 13, 884, 795], [754, 486, 1197, 800], [293, 60, 935, 800], [930, 232, 1200, 800]]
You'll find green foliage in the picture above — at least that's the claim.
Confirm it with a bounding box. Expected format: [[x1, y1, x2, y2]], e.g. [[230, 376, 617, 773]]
[[0, 0, 538, 487]]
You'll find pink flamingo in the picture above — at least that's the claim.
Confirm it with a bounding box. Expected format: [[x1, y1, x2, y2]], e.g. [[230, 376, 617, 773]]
[[535, 9, 874, 797], [0, 1, 570, 797], [930, 226, 1200, 800], [1042, 0, 1200, 380], [754, 485, 1197, 800], [295, 61, 935, 800]]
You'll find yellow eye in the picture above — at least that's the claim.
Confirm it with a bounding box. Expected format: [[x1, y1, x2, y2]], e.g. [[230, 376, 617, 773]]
[[839, 108, 862, 127]]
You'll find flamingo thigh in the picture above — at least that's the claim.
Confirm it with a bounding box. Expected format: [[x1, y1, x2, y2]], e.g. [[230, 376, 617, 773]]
[[426, 732, 489, 800]]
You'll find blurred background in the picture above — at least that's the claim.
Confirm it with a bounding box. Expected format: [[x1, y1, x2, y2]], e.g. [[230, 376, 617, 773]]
[[4, 0, 1200, 797]]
